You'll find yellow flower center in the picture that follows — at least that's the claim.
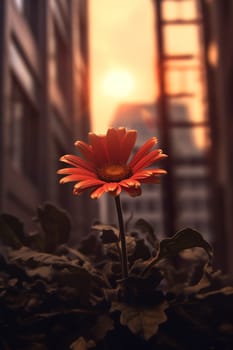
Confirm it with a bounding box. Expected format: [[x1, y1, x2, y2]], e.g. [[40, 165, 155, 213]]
[[97, 164, 132, 182]]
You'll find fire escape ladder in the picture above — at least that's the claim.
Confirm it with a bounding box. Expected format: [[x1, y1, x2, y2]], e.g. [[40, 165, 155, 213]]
[[153, 0, 210, 237]]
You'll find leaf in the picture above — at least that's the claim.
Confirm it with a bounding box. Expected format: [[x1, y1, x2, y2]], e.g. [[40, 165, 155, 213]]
[[143, 228, 213, 275], [182, 263, 211, 295], [36, 202, 71, 252], [125, 236, 137, 256], [79, 234, 103, 260], [70, 337, 95, 350], [100, 230, 119, 244], [159, 228, 213, 260], [57, 245, 90, 265], [111, 301, 168, 340], [133, 218, 158, 247], [92, 224, 119, 244], [197, 286, 233, 299], [26, 266, 54, 281], [130, 239, 151, 261], [8, 246, 73, 267]]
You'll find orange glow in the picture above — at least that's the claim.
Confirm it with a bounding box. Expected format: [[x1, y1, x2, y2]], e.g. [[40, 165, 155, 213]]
[[102, 70, 134, 99], [89, 0, 156, 133]]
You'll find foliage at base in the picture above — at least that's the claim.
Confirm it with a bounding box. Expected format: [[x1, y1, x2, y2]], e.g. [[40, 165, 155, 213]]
[[0, 202, 233, 349]]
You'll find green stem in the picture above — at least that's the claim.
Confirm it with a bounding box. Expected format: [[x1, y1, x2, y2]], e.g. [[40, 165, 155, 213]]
[[114, 195, 129, 280]]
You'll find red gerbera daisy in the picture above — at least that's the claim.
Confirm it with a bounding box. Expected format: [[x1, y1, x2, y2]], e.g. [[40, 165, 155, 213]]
[[57, 127, 167, 199]]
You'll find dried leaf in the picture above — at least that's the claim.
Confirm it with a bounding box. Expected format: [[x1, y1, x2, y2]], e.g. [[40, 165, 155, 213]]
[[197, 286, 233, 299], [26, 266, 53, 281], [70, 337, 95, 350], [8, 246, 78, 268], [92, 224, 119, 244], [130, 239, 151, 261], [143, 228, 213, 275], [101, 230, 119, 244], [125, 236, 137, 256], [158, 228, 213, 260], [133, 218, 157, 246], [111, 301, 168, 340], [36, 202, 71, 252]]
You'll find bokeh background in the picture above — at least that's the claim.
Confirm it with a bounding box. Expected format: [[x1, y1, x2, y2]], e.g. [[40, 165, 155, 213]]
[[0, 0, 232, 273]]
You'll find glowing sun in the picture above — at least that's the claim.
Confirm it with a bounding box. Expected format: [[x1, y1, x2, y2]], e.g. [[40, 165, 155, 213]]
[[102, 70, 134, 99]]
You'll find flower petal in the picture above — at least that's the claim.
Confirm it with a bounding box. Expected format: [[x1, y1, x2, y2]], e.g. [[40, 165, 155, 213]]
[[129, 137, 158, 167], [90, 185, 107, 199], [59, 155, 94, 171], [131, 150, 167, 173], [120, 179, 141, 188], [117, 127, 127, 139], [90, 183, 122, 199], [88, 133, 109, 165], [57, 167, 97, 177], [130, 169, 167, 180], [106, 128, 122, 163], [130, 170, 153, 180], [120, 130, 137, 163], [74, 141, 94, 161], [74, 178, 105, 191], [104, 183, 122, 196], [59, 175, 95, 184]]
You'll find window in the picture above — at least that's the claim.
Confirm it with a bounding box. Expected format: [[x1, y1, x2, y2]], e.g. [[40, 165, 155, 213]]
[[9, 75, 39, 185]]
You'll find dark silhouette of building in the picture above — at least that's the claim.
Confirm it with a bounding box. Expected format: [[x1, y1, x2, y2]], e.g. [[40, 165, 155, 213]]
[[0, 0, 97, 237]]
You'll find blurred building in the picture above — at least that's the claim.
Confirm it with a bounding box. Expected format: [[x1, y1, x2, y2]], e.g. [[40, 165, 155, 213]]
[[200, 0, 233, 273], [151, 0, 233, 272], [151, 0, 213, 240], [0, 0, 97, 237]]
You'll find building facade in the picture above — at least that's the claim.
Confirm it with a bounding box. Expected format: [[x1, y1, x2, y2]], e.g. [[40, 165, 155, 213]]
[[151, 0, 233, 272], [200, 0, 233, 273], [0, 0, 97, 237]]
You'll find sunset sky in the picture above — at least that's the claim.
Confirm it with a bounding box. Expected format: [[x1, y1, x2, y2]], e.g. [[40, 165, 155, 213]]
[[88, 0, 203, 150], [89, 0, 157, 133]]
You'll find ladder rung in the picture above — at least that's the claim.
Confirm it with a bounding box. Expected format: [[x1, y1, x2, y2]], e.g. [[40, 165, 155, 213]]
[[163, 54, 195, 60], [161, 19, 202, 25], [169, 121, 208, 127], [164, 65, 201, 71], [172, 157, 208, 166], [165, 92, 195, 98]]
